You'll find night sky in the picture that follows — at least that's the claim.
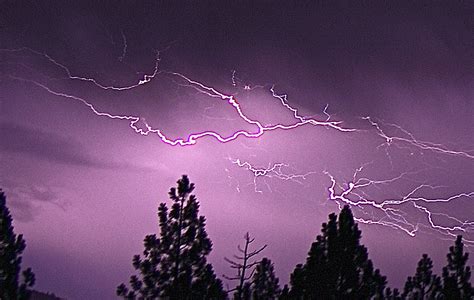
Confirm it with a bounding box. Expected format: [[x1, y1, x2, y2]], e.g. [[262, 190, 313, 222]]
[[1, 1, 473, 299]]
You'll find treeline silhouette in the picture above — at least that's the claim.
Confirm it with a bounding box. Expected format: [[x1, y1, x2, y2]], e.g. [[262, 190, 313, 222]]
[[1, 177, 472, 299], [116, 176, 472, 299], [1, 190, 35, 300]]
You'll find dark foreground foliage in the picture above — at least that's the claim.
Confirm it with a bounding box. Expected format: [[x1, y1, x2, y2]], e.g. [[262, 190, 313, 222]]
[[286, 206, 387, 299], [1, 177, 471, 299], [116, 176, 472, 299], [0, 190, 35, 300], [117, 175, 226, 299]]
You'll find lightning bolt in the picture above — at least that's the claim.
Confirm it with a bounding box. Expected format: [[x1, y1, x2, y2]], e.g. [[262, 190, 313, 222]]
[[324, 168, 474, 244], [230, 156, 473, 244], [2, 47, 161, 91], [3, 46, 472, 245], [228, 157, 317, 193], [4, 48, 355, 146], [364, 116, 474, 160]]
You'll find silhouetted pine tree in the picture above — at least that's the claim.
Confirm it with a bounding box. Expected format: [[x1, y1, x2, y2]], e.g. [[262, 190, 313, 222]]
[[117, 176, 226, 300], [288, 205, 386, 299], [240, 282, 251, 300], [279, 285, 290, 300], [402, 254, 442, 299], [252, 258, 280, 300], [0, 190, 36, 300], [287, 264, 305, 299], [441, 235, 472, 300], [384, 287, 402, 300]]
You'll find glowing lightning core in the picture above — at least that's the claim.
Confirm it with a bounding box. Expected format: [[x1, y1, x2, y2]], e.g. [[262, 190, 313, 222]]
[[4, 48, 355, 146]]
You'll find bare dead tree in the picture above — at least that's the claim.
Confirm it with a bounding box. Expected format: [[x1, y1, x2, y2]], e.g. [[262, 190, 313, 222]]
[[223, 232, 267, 299]]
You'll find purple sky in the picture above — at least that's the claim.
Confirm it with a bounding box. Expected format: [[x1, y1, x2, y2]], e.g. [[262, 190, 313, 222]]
[[1, 1, 473, 299]]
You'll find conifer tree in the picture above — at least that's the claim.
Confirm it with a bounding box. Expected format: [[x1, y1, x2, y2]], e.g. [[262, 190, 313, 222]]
[[240, 282, 251, 300], [402, 254, 442, 299], [279, 285, 290, 300], [384, 287, 402, 300], [251, 258, 280, 300], [287, 264, 305, 299], [117, 176, 226, 299], [442, 235, 472, 300], [288, 205, 386, 299], [0, 190, 36, 300]]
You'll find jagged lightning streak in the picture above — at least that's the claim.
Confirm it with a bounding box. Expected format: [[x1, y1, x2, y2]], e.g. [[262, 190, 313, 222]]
[[324, 168, 474, 243], [4, 47, 355, 146], [225, 90, 472, 240], [229, 155, 473, 243], [364, 116, 474, 160], [2, 47, 161, 91], [228, 157, 317, 193], [4, 47, 472, 243]]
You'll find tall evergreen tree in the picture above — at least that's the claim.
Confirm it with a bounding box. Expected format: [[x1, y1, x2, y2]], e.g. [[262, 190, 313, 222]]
[[402, 254, 442, 299], [279, 285, 290, 300], [240, 282, 252, 300], [0, 190, 36, 300], [252, 257, 280, 300], [384, 287, 402, 300], [117, 175, 226, 299], [442, 235, 472, 300], [288, 264, 305, 299], [288, 205, 386, 299]]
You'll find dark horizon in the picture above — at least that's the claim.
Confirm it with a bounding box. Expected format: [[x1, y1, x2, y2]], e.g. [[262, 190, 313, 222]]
[[1, 1, 473, 299]]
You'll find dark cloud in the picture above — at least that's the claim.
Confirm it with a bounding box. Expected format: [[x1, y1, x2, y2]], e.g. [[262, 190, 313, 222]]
[[1, 122, 110, 167], [1, 180, 68, 222], [0, 122, 155, 171]]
